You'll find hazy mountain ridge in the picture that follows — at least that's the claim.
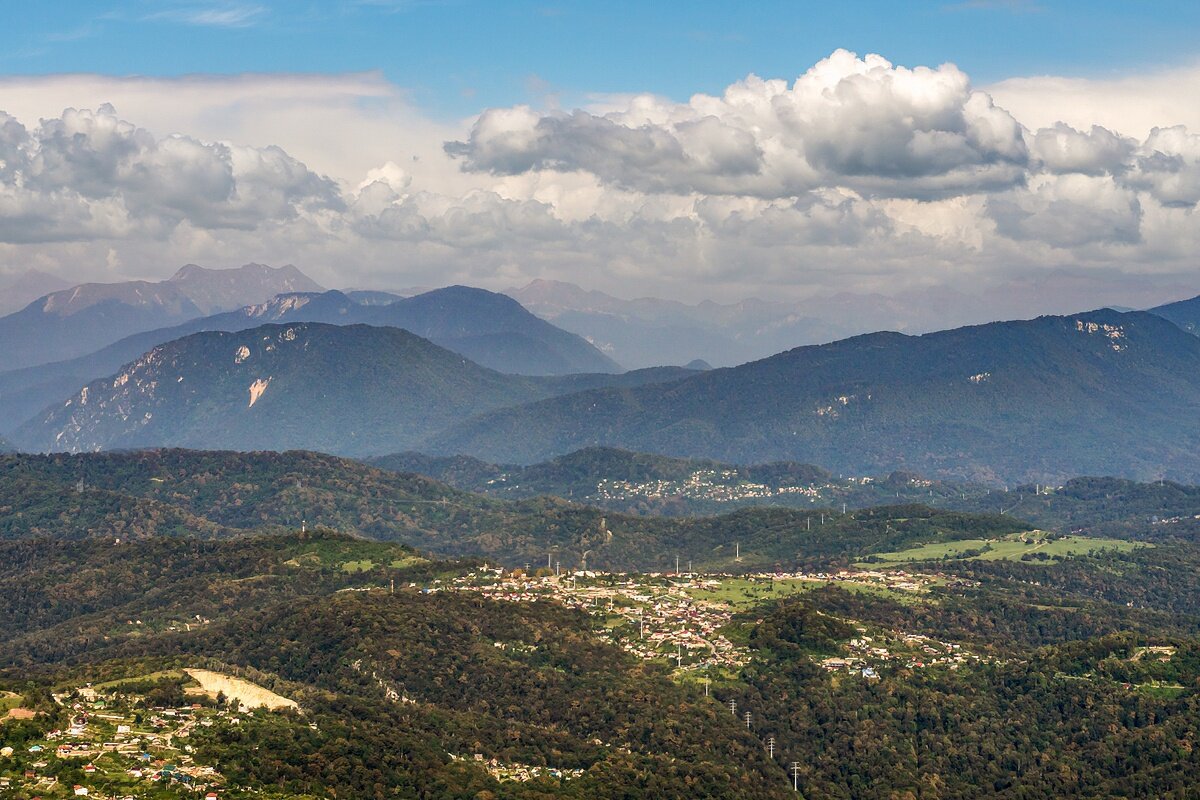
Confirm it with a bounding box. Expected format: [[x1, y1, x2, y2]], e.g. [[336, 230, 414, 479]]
[[10, 324, 681, 456], [0, 286, 625, 433], [425, 309, 1200, 483], [14, 323, 557, 456], [1149, 293, 1200, 335], [17, 300, 1200, 484], [0, 263, 325, 372], [167, 262, 323, 314], [507, 279, 1005, 369]]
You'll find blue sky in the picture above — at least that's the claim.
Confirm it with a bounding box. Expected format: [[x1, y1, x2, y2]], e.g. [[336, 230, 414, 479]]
[[5, 1, 1200, 118]]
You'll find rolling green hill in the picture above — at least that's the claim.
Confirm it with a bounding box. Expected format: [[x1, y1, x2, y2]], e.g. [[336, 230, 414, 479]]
[[0, 533, 790, 799], [0, 449, 1026, 571], [370, 446, 985, 516], [4, 523, 1200, 797], [3, 449, 1200, 797]]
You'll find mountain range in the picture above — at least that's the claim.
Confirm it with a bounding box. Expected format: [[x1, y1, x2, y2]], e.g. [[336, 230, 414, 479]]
[[0, 284, 620, 432], [10, 323, 682, 456], [424, 309, 1200, 483], [509, 279, 1200, 369], [14, 306, 1200, 483], [0, 263, 322, 372]]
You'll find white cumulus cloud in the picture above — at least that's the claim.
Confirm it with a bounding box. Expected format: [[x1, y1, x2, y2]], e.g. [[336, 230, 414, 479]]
[[446, 50, 1030, 199], [2, 52, 1200, 317]]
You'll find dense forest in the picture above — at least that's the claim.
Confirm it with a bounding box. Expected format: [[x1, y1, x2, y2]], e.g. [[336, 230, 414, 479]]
[[6, 448, 1200, 796]]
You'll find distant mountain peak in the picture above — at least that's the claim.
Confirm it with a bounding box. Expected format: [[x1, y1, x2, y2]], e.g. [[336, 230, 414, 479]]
[[14, 322, 584, 455], [165, 262, 324, 313], [168, 261, 307, 281], [0, 263, 329, 373]]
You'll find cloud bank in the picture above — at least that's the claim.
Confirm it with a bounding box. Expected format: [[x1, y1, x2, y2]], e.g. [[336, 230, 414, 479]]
[[1, 50, 1199, 315]]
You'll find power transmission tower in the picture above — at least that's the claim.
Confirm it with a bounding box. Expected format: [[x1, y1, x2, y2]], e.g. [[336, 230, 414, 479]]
[[744, 711, 751, 729], [791, 761, 801, 792], [728, 699, 737, 716], [767, 736, 775, 758]]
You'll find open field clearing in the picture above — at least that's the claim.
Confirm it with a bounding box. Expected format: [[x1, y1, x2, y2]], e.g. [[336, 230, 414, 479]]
[[0, 691, 26, 717], [862, 533, 1143, 567], [686, 576, 916, 610], [185, 669, 298, 711]]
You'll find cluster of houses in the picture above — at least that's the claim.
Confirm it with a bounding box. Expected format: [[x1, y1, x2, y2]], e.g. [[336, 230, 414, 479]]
[[592, 469, 832, 505], [449, 753, 585, 783], [0, 684, 236, 797], [821, 631, 989, 676], [452, 564, 996, 694], [601, 588, 745, 670], [454, 571, 748, 671]]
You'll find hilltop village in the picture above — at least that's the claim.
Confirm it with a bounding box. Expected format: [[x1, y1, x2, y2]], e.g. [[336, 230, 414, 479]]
[[450, 567, 990, 680]]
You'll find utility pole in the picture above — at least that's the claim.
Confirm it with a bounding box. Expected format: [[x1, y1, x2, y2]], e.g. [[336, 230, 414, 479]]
[[676, 554, 680, 575], [791, 762, 801, 792], [735, 542, 741, 561]]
